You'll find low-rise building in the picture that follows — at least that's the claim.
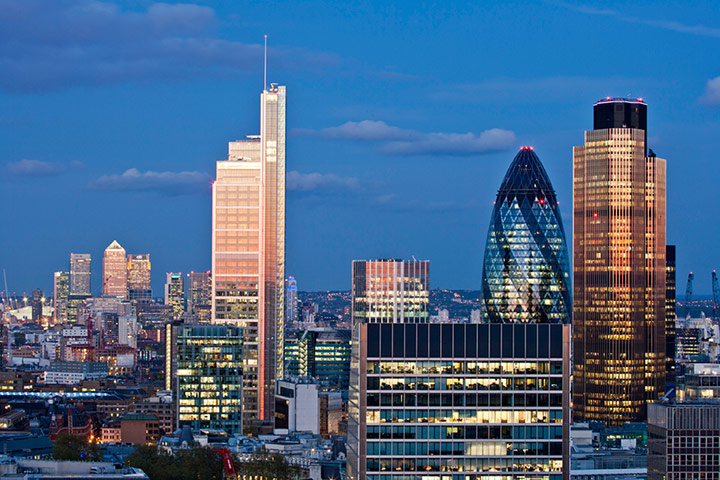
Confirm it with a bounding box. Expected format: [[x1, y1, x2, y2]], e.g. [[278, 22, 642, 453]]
[[120, 413, 160, 445], [43, 361, 108, 385]]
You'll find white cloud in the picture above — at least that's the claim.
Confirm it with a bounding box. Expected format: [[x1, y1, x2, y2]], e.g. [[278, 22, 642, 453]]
[[0, 0, 339, 92], [287, 171, 359, 192], [700, 76, 720, 105], [6, 159, 67, 176], [296, 120, 516, 156], [554, 2, 720, 38], [90, 168, 211, 195]]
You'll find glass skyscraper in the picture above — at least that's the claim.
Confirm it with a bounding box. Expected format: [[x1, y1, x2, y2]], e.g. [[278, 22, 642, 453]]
[[352, 259, 430, 325], [127, 254, 152, 303], [176, 325, 243, 434], [348, 323, 570, 480], [103, 240, 127, 297], [573, 98, 666, 425], [212, 84, 286, 422], [482, 147, 571, 324]]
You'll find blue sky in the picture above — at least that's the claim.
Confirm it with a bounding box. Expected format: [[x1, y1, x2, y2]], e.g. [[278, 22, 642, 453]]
[[1, 0, 720, 295]]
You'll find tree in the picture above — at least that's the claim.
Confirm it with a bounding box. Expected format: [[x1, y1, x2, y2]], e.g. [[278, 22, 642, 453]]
[[13, 332, 25, 346], [52, 433, 101, 462], [175, 447, 224, 480], [125, 445, 225, 480], [237, 450, 302, 480], [124, 445, 176, 480]]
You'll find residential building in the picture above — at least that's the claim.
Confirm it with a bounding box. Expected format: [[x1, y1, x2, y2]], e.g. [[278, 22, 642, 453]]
[[164, 273, 185, 319], [482, 147, 571, 324], [176, 325, 243, 434], [53, 271, 69, 324], [573, 98, 667, 424], [212, 84, 286, 423], [648, 401, 720, 480], [348, 323, 571, 480], [127, 254, 151, 303], [352, 259, 430, 325]]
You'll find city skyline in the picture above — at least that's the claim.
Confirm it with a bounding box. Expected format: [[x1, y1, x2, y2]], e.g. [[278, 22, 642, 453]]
[[2, 1, 720, 295]]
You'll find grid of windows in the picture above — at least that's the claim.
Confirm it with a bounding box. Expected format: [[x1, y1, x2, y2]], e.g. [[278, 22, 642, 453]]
[[176, 325, 243, 434], [348, 323, 568, 480]]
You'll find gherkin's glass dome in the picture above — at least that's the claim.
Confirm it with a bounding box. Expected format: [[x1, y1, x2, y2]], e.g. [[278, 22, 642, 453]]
[[482, 147, 571, 324]]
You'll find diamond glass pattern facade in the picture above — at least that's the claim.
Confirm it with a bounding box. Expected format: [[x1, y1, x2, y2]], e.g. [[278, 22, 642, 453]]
[[482, 148, 571, 324]]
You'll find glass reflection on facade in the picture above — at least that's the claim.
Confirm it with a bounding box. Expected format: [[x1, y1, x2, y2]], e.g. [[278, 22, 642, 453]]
[[212, 85, 286, 422], [348, 323, 570, 480], [352, 259, 430, 325], [176, 325, 243, 434], [573, 98, 666, 425], [482, 147, 571, 324]]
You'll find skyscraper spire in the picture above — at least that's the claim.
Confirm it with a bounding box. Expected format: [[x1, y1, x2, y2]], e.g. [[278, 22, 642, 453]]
[[263, 34, 267, 92]]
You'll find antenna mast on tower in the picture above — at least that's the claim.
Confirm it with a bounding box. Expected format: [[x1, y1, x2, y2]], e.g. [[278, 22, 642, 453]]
[[263, 34, 268, 91]]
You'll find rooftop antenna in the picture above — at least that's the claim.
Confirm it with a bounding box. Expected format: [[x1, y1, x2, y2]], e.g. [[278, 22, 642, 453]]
[[263, 34, 268, 92]]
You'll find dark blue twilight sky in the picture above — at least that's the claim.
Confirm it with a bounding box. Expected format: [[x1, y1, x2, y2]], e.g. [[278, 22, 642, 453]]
[[1, 0, 720, 295]]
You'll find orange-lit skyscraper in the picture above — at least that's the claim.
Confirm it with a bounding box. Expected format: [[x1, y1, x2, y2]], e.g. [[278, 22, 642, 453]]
[[212, 84, 286, 423], [573, 98, 666, 424], [103, 240, 127, 297]]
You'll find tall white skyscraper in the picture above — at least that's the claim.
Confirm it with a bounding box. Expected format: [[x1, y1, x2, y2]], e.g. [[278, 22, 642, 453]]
[[212, 84, 286, 422]]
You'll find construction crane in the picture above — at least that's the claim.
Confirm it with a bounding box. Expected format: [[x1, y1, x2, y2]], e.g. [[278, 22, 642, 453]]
[[713, 271, 720, 322], [213, 448, 237, 480]]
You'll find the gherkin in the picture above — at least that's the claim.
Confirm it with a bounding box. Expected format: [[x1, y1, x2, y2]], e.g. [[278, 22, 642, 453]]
[[482, 147, 571, 323]]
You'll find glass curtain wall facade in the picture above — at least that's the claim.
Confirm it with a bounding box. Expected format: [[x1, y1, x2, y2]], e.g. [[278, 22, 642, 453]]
[[348, 323, 571, 480], [103, 240, 127, 297], [165, 272, 185, 319], [666, 245, 676, 380], [573, 98, 666, 425], [53, 271, 69, 324], [212, 85, 286, 422], [176, 325, 243, 434], [482, 147, 571, 324], [352, 260, 430, 326], [69, 253, 92, 296], [188, 271, 212, 317], [284, 328, 352, 389], [127, 254, 152, 303]]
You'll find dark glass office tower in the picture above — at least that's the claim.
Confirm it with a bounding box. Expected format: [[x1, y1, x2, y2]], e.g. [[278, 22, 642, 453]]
[[348, 323, 571, 480], [666, 245, 676, 381], [482, 147, 571, 324], [593, 97, 647, 153]]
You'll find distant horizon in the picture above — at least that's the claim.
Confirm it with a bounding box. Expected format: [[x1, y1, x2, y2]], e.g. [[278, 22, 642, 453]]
[[2, 1, 719, 297]]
